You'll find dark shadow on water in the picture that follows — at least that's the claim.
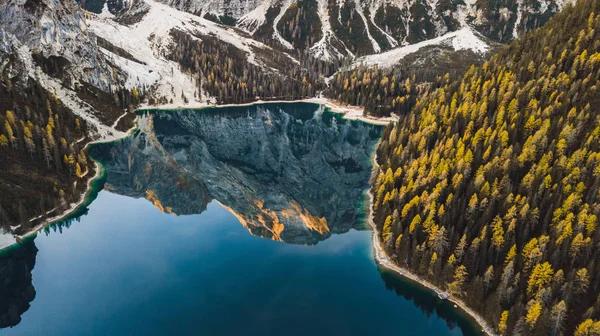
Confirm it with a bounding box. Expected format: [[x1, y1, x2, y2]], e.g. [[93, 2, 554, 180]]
[[0, 240, 37, 329], [379, 267, 484, 336]]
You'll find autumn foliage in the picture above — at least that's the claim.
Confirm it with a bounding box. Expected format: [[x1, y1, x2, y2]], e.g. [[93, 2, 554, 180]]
[[373, 0, 600, 334]]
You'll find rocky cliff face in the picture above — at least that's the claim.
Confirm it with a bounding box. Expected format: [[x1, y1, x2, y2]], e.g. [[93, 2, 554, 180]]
[[149, 0, 574, 57], [1, 0, 115, 92], [91, 103, 381, 244], [76, 0, 574, 63], [0, 0, 134, 141]]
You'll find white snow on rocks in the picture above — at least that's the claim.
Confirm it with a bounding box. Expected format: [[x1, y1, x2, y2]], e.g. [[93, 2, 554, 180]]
[[451, 28, 489, 53], [555, 0, 576, 7], [310, 0, 348, 60], [513, 0, 524, 39], [353, 0, 381, 53], [237, 0, 272, 34], [88, 0, 283, 107], [100, 49, 160, 89], [354, 27, 489, 68], [367, 3, 399, 49], [271, 0, 295, 49]]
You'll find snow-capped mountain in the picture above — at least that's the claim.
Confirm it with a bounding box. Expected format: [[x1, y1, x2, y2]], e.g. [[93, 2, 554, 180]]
[[148, 0, 575, 60], [0, 0, 576, 132]]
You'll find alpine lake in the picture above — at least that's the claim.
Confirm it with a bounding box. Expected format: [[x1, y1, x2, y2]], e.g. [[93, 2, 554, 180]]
[[0, 103, 482, 335]]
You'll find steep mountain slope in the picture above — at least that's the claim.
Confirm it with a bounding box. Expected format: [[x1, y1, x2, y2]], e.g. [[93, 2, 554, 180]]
[[86, 0, 328, 106], [353, 26, 490, 68], [327, 26, 494, 117], [0, 0, 139, 241], [0, 54, 94, 236], [0, 0, 137, 138], [146, 0, 572, 59], [1, 0, 112, 91], [0, 0, 577, 246], [373, 0, 600, 334]]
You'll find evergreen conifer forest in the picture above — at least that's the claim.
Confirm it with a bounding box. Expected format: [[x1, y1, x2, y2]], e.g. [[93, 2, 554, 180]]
[[372, 0, 600, 334]]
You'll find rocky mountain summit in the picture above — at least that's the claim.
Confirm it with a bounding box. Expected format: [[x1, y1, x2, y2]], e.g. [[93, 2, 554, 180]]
[[1, 0, 113, 90]]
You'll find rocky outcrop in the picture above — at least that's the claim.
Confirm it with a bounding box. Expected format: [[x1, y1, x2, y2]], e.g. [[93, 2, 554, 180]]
[[91, 103, 381, 244], [144, 0, 573, 57], [1, 0, 116, 92]]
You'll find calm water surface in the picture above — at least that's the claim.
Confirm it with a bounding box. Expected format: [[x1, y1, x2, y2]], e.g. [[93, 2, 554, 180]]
[[0, 103, 481, 335]]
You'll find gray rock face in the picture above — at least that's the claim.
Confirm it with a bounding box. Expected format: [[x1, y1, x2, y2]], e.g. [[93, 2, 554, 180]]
[[0, 30, 29, 84], [151, 0, 573, 53], [92, 103, 381, 244], [162, 0, 261, 18], [1, 0, 115, 91]]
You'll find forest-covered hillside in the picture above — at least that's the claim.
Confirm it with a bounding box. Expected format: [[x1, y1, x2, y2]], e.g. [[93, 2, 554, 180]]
[[372, 0, 600, 334], [168, 30, 326, 104], [0, 75, 93, 234]]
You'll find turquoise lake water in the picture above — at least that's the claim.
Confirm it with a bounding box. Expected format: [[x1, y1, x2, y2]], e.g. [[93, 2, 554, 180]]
[[0, 103, 481, 335]]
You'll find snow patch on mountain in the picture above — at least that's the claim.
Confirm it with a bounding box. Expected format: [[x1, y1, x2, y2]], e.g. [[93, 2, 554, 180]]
[[426, 0, 448, 36], [451, 28, 489, 53], [161, 0, 262, 19], [455, 0, 479, 27], [513, 0, 524, 39], [310, 0, 347, 60], [154, 0, 570, 61], [367, 3, 398, 48], [355, 27, 489, 68], [272, 0, 295, 49], [237, 0, 272, 34], [353, 0, 381, 53], [99, 49, 160, 89], [555, 0, 576, 7], [88, 0, 285, 106]]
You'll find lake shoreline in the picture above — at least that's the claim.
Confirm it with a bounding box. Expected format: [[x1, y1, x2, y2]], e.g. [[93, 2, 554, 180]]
[[0, 100, 495, 335], [0, 129, 138, 253], [0, 163, 101, 253], [1, 99, 394, 253], [366, 145, 497, 336], [139, 97, 398, 126]]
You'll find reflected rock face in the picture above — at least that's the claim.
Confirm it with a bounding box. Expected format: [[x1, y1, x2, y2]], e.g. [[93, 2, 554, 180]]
[[91, 103, 381, 244], [0, 242, 37, 328]]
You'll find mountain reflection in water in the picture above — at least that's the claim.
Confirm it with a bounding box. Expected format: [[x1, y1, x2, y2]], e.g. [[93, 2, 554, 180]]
[[91, 103, 382, 245], [0, 104, 481, 335]]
